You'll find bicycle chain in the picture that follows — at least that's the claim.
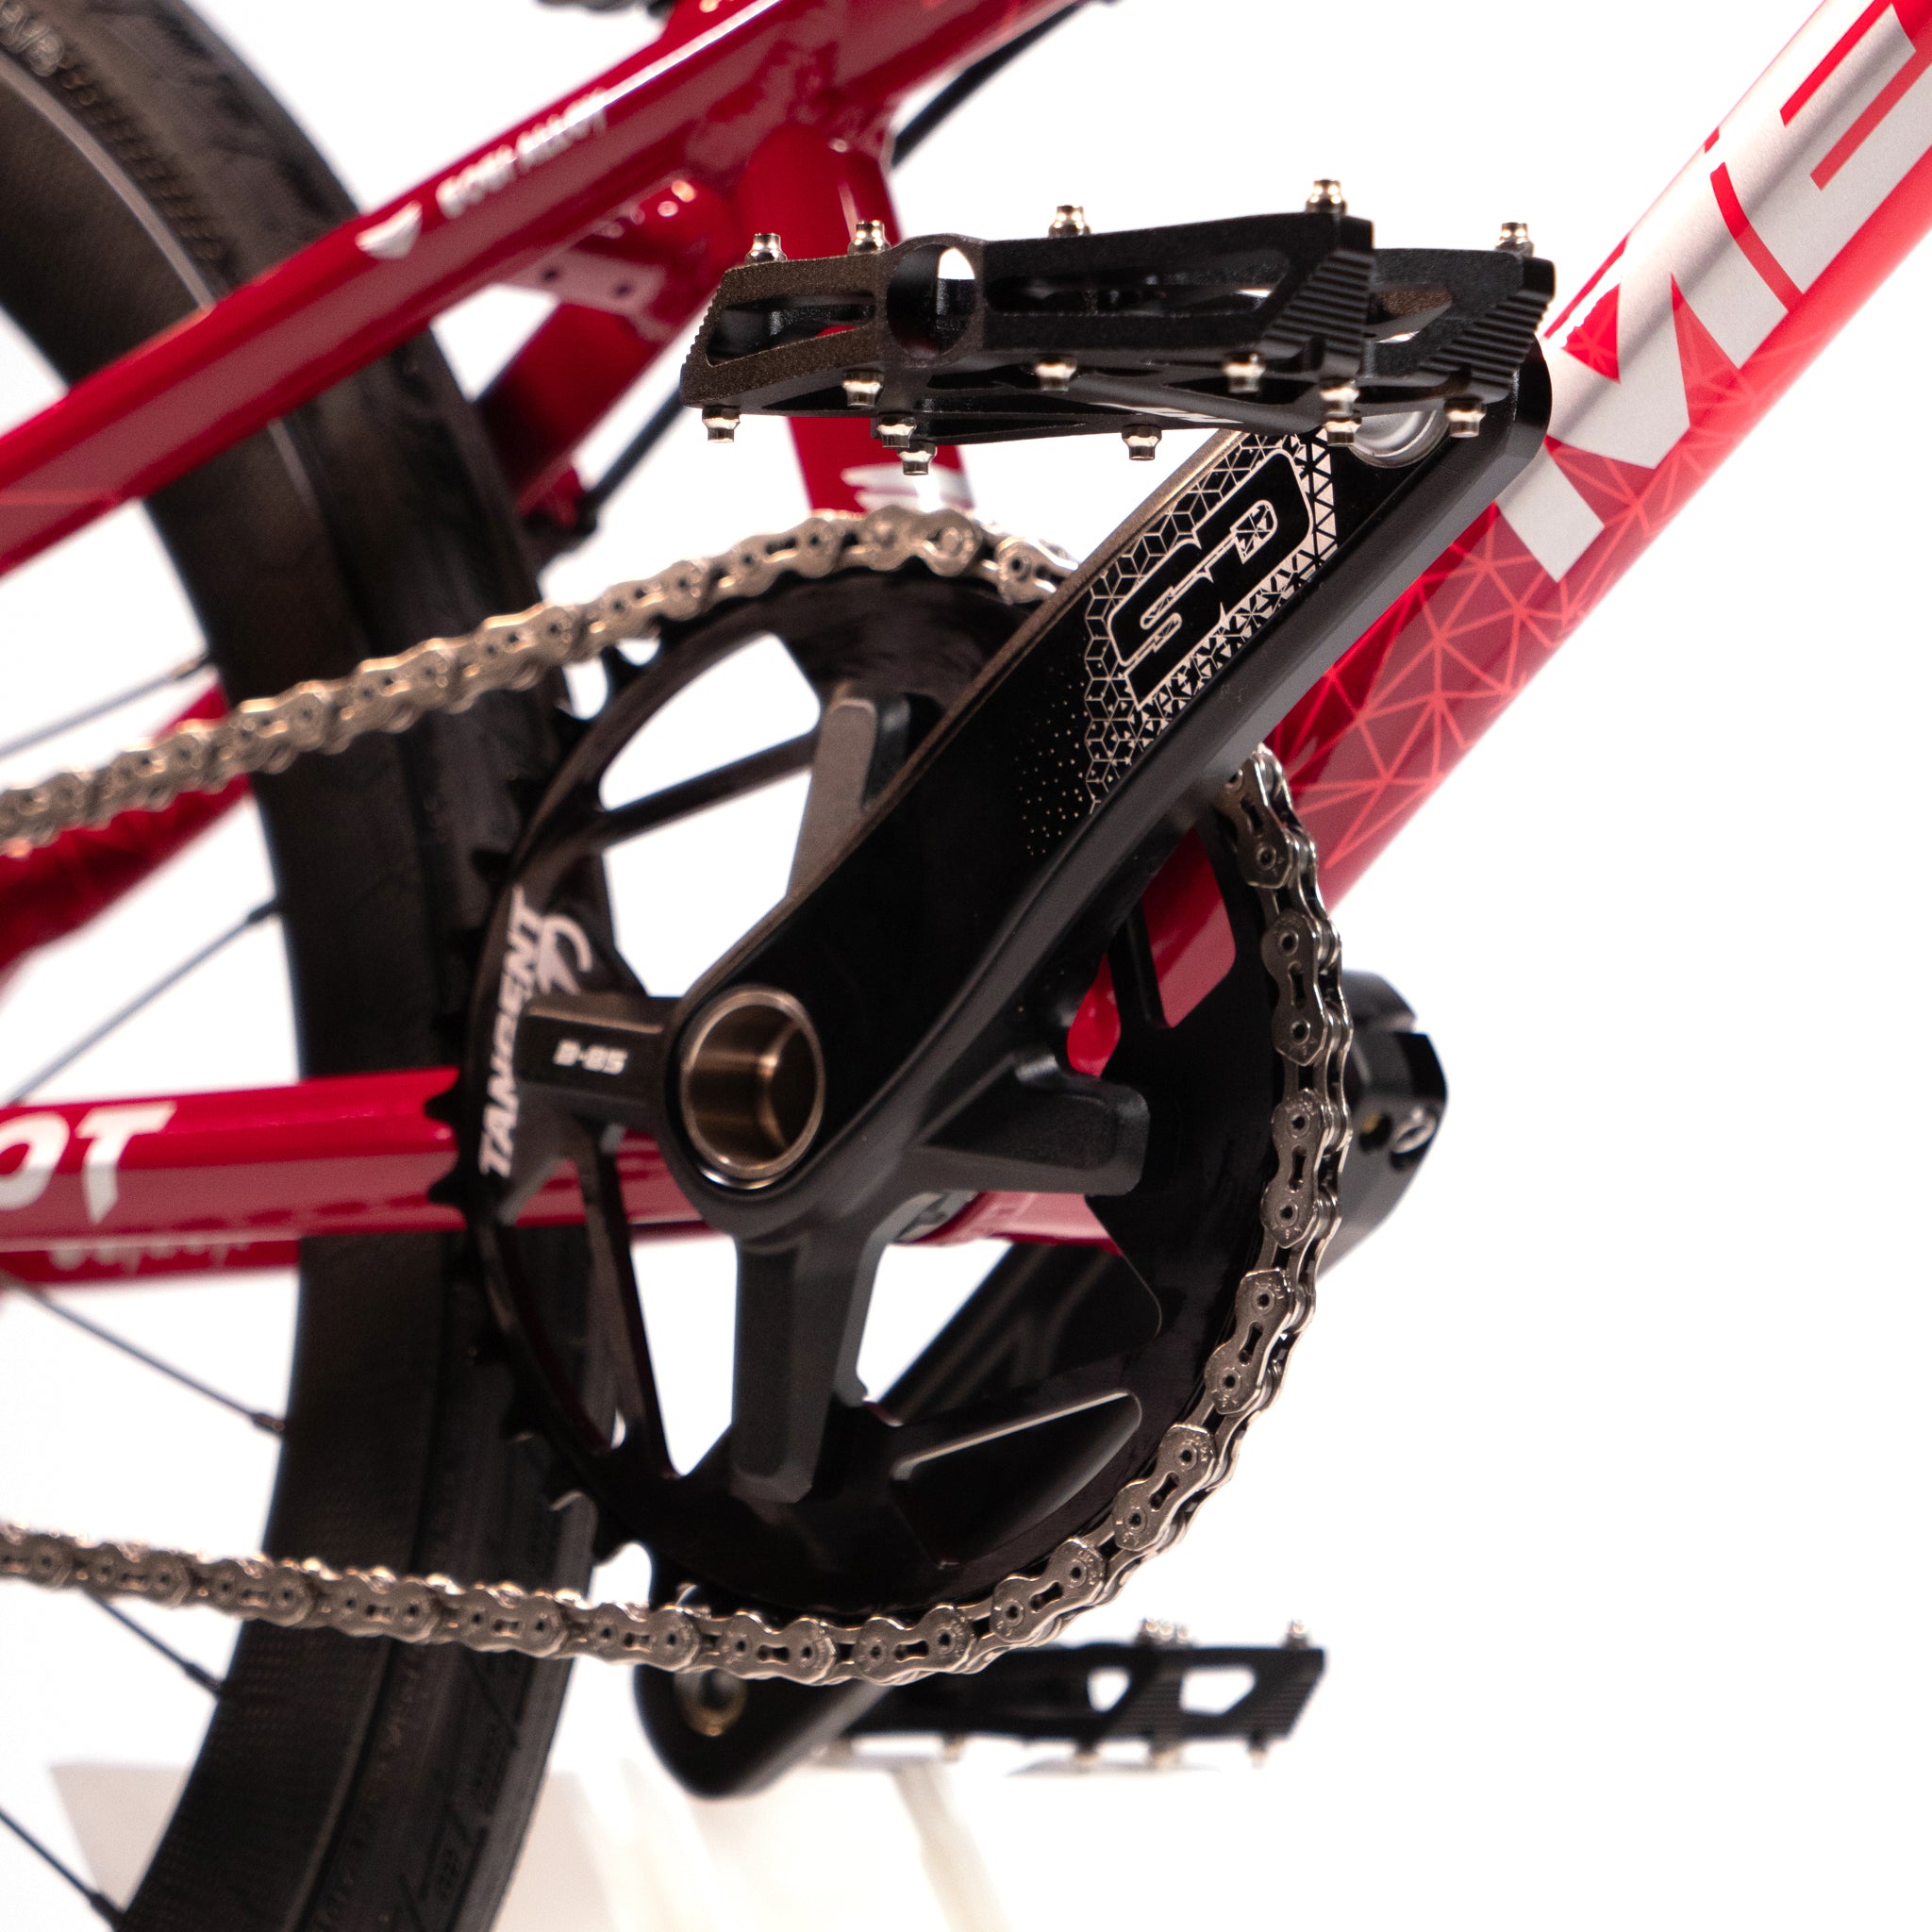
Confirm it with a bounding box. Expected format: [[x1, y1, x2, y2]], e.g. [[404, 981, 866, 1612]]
[[0, 506, 1350, 1687], [0, 506, 1070, 849]]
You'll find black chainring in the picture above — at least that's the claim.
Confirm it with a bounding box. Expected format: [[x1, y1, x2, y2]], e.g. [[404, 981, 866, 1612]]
[[458, 559, 1281, 1623]]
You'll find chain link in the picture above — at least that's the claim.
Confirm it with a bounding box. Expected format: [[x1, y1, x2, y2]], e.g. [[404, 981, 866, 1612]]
[[0, 511, 1348, 1686]]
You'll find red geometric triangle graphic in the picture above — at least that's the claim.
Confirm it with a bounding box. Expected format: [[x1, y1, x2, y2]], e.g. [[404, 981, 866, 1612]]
[[1563, 284, 1621, 380]]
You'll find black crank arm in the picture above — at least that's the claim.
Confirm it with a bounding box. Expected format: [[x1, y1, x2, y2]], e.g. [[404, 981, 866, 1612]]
[[653, 358, 1547, 1243], [846, 1631, 1325, 1756]]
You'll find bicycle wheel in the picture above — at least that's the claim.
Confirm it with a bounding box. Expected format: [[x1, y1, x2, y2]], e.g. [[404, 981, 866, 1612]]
[[0, 5, 595, 1927]]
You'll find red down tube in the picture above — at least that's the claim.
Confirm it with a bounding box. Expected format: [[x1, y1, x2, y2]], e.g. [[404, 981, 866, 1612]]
[[0, 1074, 1106, 1287], [1273, 0, 1932, 899]]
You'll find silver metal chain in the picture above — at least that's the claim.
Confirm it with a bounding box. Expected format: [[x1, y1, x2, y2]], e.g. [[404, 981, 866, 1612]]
[[0, 505, 1071, 849], [0, 506, 1349, 1688]]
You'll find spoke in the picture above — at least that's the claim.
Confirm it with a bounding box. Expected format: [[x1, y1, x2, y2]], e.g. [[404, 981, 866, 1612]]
[[8, 1285, 284, 1437], [7, 899, 278, 1105], [884, 1370, 1140, 1471], [579, 391, 683, 519], [568, 1133, 671, 1468], [881, 1247, 1158, 1424], [884, 1379, 1141, 1559], [789, 691, 899, 891], [915, 1058, 1147, 1196], [0, 654, 207, 764], [575, 733, 816, 862], [87, 1591, 222, 1695], [0, 1803, 124, 1925], [729, 1221, 895, 1504]]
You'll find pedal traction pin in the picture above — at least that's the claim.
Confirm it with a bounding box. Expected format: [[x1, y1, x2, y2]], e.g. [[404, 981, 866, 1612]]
[[745, 232, 785, 264], [1495, 220, 1534, 256], [1444, 394, 1486, 438], [1123, 426, 1161, 461], [1033, 357, 1076, 391], [1223, 353, 1266, 397], [848, 219, 887, 255], [1306, 178, 1346, 213], [702, 407, 740, 443], [900, 443, 936, 477], [843, 371, 884, 408], [1049, 203, 1091, 238], [1319, 380, 1360, 446], [874, 415, 918, 450]]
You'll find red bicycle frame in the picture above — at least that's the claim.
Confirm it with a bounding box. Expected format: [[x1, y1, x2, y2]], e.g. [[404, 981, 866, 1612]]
[[3, 0, 1930, 1285]]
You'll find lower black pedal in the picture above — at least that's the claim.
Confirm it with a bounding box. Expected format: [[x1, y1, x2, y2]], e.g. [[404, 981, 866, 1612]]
[[845, 1624, 1324, 1763]]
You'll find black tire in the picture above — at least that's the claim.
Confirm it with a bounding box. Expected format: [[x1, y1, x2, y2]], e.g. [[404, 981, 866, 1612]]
[[0, 7, 594, 1929]]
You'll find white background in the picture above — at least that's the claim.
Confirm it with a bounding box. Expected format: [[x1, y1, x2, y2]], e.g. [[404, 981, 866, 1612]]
[[2, 0, 1929, 1926]]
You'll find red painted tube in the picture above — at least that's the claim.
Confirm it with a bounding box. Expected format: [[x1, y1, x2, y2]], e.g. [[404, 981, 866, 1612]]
[[0, 1071, 682, 1253], [481, 173, 746, 509], [482, 306, 662, 513], [731, 125, 969, 511], [0, 1072, 468, 1257], [0, 1241, 299, 1288], [0, 0, 1059, 578], [1063, 828, 1237, 1077], [0, 1068, 1110, 1280], [1274, 0, 1932, 901]]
